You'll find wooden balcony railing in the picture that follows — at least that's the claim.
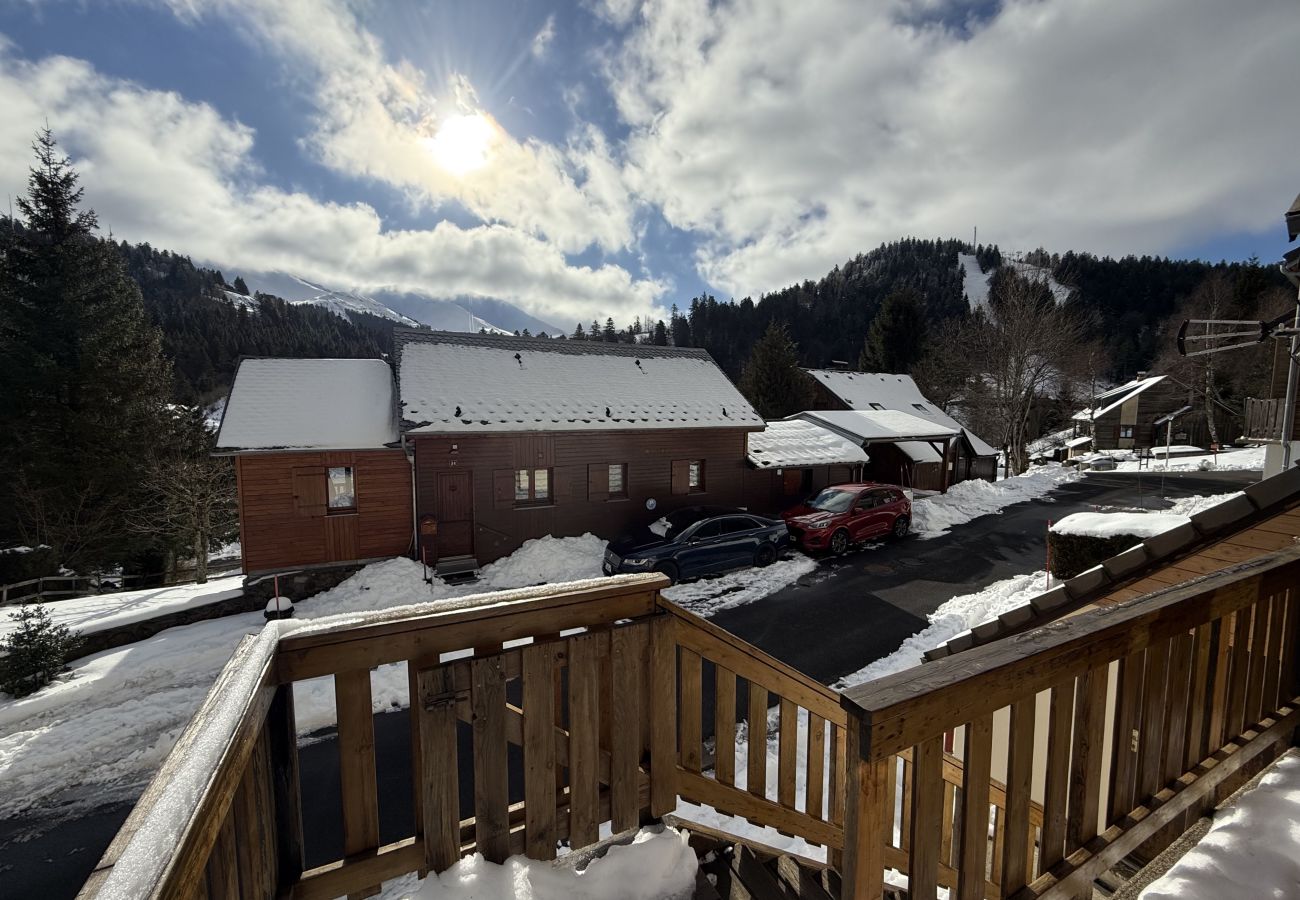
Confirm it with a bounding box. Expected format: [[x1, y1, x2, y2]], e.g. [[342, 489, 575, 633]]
[[839, 547, 1300, 900], [1243, 396, 1296, 442], [76, 549, 1300, 900]]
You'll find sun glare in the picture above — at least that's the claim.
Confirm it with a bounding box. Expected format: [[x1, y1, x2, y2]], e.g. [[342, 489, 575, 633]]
[[426, 113, 495, 177]]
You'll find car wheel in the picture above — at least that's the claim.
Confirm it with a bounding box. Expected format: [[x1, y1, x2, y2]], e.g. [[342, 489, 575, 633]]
[[754, 543, 777, 567], [652, 561, 679, 585], [892, 515, 910, 539], [830, 529, 851, 555]]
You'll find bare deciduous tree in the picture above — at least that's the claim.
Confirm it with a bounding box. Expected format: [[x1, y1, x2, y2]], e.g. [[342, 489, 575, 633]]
[[128, 452, 237, 583]]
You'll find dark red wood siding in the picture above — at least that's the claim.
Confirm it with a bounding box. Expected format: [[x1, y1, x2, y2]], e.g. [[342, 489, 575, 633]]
[[413, 428, 751, 564], [235, 449, 412, 574]]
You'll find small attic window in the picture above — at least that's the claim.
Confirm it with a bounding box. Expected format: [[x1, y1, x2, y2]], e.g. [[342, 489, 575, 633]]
[[869, 403, 886, 410], [912, 403, 927, 412]]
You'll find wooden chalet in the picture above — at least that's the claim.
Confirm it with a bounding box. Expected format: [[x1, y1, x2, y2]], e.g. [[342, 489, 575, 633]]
[[214, 358, 413, 576], [742, 418, 870, 512], [793, 408, 962, 493], [395, 330, 762, 572], [806, 370, 998, 489], [1073, 372, 1239, 452]]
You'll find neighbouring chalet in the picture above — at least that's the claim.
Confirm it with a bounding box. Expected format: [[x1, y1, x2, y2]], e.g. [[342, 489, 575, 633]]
[[804, 369, 998, 490], [214, 358, 414, 576], [1071, 372, 1239, 451], [397, 330, 762, 571], [742, 418, 869, 511]]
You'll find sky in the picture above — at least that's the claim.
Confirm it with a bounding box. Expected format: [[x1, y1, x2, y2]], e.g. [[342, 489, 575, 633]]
[[1, 0, 1297, 331]]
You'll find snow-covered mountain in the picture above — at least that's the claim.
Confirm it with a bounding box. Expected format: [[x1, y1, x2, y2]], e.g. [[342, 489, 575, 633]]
[[285, 277, 422, 327], [959, 252, 1074, 311]]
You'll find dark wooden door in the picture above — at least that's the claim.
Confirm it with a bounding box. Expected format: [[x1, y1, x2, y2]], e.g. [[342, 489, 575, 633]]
[[436, 470, 475, 558]]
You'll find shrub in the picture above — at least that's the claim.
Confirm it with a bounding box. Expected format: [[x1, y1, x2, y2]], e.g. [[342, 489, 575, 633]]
[[0, 545, 59, 586], [1048, 531, 1143, 580], [0, 603, 80, 698]]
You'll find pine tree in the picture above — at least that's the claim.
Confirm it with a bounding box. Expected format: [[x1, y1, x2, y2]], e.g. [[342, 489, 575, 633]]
[[738, 323, 814, 419], [232, 276, 250, 296], [602, 317, 618, 342], [859, 287, 928, 373], [0, 130, 173, 569], [0, 603, 80, 697], [571, 322, 587, 341], [651, 320, 668, 346]]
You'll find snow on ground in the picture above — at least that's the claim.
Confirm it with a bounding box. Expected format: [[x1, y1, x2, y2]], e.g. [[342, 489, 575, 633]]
[[1168, 491, 1244, 517], [1139, 749, 1300, 900], [0, 535, 803, 824], [1096, 445, 1265, 473], [958, 253, 991, 311], [911, 464, 1079, 538], [1050, 512, 1190, 539], [0, 574, 244, 641], [376, 827, 698, 900]]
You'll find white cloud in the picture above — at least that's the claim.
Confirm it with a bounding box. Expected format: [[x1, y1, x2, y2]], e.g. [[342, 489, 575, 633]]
[[0, 45, 665, 326], [531, 14, 557, 59], [605, 0, 1300, 297]]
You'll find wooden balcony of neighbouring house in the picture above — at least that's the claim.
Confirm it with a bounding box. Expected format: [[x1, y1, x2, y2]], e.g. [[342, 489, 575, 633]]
[[75, 548, 1300, 900], [1243, 396, 1300, 443]]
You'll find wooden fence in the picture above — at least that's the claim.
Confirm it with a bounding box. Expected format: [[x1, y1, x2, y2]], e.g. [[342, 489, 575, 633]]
[[839, 547, 1300, 900], [1243, 396, 1290, 443], [1, 561, 242, 605], [76, 549, 1300, 900]]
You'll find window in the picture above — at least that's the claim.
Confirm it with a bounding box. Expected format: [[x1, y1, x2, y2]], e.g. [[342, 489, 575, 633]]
[[326, 466, 356, 513], [1119, 425, 1134, 439], [912, 403, 927, 412], [688, 460, 705, 492], [608, 463, 628, 499], [514, 468, 551, 505], [690, 520, 722, 541], [719, 517, 757, 535], [869, 402, 886, 410], [672, 459, 706, 495]]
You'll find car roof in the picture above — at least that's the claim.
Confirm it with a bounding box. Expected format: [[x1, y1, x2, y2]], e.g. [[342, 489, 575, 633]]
[[667, 506, 769, 526], [822, 482, 900, 491]]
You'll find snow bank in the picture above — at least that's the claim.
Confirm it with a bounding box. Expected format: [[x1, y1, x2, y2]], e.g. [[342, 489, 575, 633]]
[[1139, 749, 1300, 900], [1168, 491, 1244, 518], [1112, 446, 1264, 473], [1050, 512, 1190, 539], [911, 465, 1079, 538], [663, 556, 817, 616], [377, 828, 697, 900]]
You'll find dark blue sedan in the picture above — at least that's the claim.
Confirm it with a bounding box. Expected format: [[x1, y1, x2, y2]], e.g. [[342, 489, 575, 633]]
[[602, 506, 790, 584]]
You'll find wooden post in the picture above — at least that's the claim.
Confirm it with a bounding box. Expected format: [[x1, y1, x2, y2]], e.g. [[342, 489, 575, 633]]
[[840, 707, 887, 900], [266, 684, 304, 893]]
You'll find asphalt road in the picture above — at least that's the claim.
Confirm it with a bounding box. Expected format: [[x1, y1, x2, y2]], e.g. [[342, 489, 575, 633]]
[[2, 469, 1255, 898]]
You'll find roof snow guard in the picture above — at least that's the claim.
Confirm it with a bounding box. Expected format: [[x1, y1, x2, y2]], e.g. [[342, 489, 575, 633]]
[[216, 358, 398, 451], [923, 465, 1300, 662], [806, 369, 998, 457], [394, 329, 762, 434], [747, 419, 870, 468]]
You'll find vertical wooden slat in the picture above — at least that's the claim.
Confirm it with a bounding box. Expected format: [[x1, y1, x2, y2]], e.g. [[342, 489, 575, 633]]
[[899, 756, 913, 852], [1001, 697, 1035, 897], [940, 780, 955, 866], [829, 725, 846, 828], [406, 656, 426, 878], [416, 666, 459, 873], [883, 755, 898, 847], [471, 655, 510, 863], [1067, 667, 1108, 855], [715, 664, 737, 787], [1109, 652, 1144, 823], [206, 812, 239, 900], [990, 806, 1005, 889], [1136, 639, 1170, 802], [1280, 591, 1299, 702], [909, 735, 945, 900], [1224, 605, 1254, 738], [957, 714, 993, 900], [335, 668, 380, 898], [1161, 632, 1195, 785], [612, 624, 646, 831], [1244, 596, 1272, 726], [232, 736, 276, 900], [679, 647, 703, 772], [1206, 616, 1233, 751], [778, 698, 798, 809], [649, 615, 677, 818], [1261, 591, 1286, 713], [841, 726, 888, 900], [523, 642, 558, 860], [567, 633, 601, 850], [1040, 680, 1074, 871], [267, 684, 303, 893], [747, 680, 768, 800], [1184, 625, 1214, 770], [806, 712, 826, 820]]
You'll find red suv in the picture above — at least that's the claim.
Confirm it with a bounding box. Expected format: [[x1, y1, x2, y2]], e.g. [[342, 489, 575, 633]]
[[783, 483, 911, 554]]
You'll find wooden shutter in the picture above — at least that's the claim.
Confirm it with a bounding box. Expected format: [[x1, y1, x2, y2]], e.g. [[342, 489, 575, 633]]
[[587, 463, 609, 501], [493, 469, 516, 510], [671, 459, 690, 496], [782, 469, 803, 495], [554, 465, 582, 504], [292, 467, 326, 518]]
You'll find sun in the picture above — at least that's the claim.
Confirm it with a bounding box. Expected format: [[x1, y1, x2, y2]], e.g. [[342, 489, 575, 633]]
[[426, 113, 495, 177]]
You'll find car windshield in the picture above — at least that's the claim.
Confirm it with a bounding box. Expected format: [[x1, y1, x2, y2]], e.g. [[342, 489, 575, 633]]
[[650, 509, 713, 541], [808, 489, 856, 513]]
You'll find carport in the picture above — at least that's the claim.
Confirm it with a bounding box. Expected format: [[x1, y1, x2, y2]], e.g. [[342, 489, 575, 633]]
[[791, 409, 961, 492]]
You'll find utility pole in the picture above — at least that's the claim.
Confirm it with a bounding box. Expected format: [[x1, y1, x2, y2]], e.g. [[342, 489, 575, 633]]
[[1280, 194, 1300, 469]]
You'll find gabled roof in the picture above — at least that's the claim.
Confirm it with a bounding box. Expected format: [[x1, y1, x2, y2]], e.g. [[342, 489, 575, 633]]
[[395, 329, 762, 434], [805, 370, 998, 457], [795, 409, 958, 445], [216, 358, 398, 451], [746, 419, 870, 468], [1072, 375, 1165, 421], [924, 466, 1300, 662]]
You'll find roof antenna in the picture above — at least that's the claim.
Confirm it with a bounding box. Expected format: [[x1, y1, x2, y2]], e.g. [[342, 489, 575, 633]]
[[514, 352, 523, 368]]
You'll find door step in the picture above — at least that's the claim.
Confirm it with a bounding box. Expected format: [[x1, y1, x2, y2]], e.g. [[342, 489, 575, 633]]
[[434, 555, 480, 582]]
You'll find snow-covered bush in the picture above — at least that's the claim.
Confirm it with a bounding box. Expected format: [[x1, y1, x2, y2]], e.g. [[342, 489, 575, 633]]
[[1048, 531, 1141, 579], [0, 603, 80, 697]]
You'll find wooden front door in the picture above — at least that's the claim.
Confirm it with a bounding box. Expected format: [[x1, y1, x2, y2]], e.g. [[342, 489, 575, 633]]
[[436, 471, 475, 558]]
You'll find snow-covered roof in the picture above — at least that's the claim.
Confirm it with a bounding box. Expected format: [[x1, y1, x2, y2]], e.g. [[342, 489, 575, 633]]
[[216, 358, 398, 451], [896, 441, 943, 463], [1066, 435, 1092, 448], [795, 409, 959, 445], [396, 330, 761, 433], [746, 419, 870, 468], [805, 370, 998, 457], [1072, 375, 1166, 421]]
